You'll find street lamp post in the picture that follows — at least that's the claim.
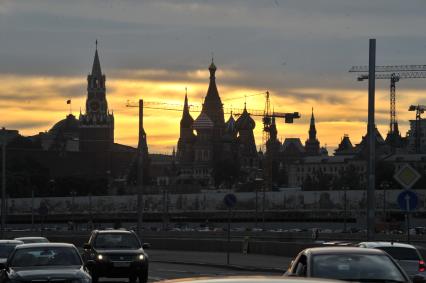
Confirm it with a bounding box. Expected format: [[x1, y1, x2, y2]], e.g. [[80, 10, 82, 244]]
[[343, 186, 348, 233], [254, 177, 263, 229], [380, 181, 390, 229], [1, 127, 7, 238], [262, 183, 266, 230], [89, 191, 93, 230], [70, 190, 77, 231], [31, 188, 34, 231]]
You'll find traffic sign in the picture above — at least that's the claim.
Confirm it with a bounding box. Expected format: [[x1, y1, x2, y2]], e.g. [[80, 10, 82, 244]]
[[224, 194, 237, 208], [397, 190, 418, 212], [394, 164, 421, 189]]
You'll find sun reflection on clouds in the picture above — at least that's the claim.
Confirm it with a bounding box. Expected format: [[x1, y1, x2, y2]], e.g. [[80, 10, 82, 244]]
[[0, 71, 423, 153]]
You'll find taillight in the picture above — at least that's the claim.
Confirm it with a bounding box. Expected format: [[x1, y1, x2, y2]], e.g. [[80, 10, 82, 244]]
[[419, 260, 425, 272]]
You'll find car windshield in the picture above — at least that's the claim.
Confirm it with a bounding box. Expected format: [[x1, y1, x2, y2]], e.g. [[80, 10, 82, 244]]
[[377, 247, 420, 261], [94, 233, 140, 249], [0, 244, 19, 258], [10, 247, 82, 267], [312, 254, 406, 282]]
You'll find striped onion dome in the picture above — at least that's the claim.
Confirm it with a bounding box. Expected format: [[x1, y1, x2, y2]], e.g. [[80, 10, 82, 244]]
[[193, 112, 214, 130]]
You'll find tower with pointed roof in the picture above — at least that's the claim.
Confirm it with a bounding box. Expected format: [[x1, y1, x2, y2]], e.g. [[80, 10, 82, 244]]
[[201, 59, 225, 138], [305, 108, 320, 156], [177, 93, 195, 163], [235, 105, 257, 168], [79, 44, 114, 152]]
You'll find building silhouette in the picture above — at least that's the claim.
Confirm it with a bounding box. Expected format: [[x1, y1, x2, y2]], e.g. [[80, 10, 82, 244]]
[[176, 60, 258, 186]]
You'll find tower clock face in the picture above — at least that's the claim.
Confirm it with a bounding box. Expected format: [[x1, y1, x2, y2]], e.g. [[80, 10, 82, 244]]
[[89, 100, 100, 112]]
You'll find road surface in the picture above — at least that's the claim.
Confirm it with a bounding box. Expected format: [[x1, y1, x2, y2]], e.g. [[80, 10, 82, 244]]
[[99, 261, 281, 282]]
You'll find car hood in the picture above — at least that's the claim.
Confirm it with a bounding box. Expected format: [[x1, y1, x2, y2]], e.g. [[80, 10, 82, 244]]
[[10, 266, 87, 280], [94, 249, 144, 254]]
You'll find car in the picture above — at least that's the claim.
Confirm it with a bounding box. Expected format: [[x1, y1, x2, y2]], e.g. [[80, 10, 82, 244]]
[[82, 229, 149, 283], [0, 240, 23, 264], [155, 277, 344, 283], [285, 247, 424, 283], [358, 242, 425, 278], [0, 242, 91, 283], [13, 236, 49, 243]]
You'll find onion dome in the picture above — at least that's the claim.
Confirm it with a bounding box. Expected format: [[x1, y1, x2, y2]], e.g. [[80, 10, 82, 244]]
[[225, 113, 236, 134], [193, 112, 214, 130], [180, 94, 194, 128], [235, 105, 255, 130]]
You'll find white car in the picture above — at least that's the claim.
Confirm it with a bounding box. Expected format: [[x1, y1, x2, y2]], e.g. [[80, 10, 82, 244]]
[[358, 241, 425, 278]]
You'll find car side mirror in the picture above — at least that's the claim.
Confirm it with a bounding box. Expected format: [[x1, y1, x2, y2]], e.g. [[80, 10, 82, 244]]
[[142, 243, 151, 249], [413, 275, 426, 283], [85, 259, 95, 268], [83, 243, 91, 250]]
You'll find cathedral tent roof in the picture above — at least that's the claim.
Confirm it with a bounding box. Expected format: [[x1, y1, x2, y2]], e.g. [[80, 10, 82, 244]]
[[180, 94, 194, 128], [193, 112, 214, 130], [201, 59, 224, 126]]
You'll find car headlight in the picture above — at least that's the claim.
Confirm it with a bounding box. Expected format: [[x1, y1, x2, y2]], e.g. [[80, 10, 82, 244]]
[[97, 254, 103, 260], [138, 254, 145, 260]]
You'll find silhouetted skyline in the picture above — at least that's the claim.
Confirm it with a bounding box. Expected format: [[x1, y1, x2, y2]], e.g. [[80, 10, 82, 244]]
[[1, 0, 426, 152]]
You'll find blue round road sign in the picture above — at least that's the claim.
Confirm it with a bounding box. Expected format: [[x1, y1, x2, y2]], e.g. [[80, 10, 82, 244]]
[[397, 190, 418, 212], [224, 193, 237, 208]]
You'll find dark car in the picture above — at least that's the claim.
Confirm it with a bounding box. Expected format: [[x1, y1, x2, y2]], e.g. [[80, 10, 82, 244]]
[[13, 236, 49, 244], [285, 247, 425, 283], [82, 229, 149, 283], [0, 242, 91, 283], [156, 276, 344, 283], [0, 240, 23, 265]]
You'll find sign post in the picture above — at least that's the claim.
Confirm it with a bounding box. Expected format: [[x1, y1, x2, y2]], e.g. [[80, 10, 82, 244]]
[[223, 193, 237, 265], [394, 164, 420, 243], [397, 190, 418, 243], [38, 201, 48, 236]]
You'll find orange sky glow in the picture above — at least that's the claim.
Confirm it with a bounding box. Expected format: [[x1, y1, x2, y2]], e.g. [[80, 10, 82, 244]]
[[0, 70, 422, 154]]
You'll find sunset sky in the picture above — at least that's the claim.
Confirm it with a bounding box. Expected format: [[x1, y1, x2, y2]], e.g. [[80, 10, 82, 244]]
[[1, 0, 426, 153]]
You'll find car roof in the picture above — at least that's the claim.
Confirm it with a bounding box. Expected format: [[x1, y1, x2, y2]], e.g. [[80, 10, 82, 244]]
[[14, 237, 48, 240], [0, 240, 23, 244], [358, 242, 417, 249], [95, 229, 133, 234], [305, 247, 386, 255], [15, 243, 76, 249], [156, 276, 343, 283]]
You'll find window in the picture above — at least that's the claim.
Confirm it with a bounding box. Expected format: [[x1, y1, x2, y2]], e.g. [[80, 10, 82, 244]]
[[294, 254, 307, 276]]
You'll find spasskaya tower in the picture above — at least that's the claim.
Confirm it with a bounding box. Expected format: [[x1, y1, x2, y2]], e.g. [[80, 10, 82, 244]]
[[79, 44, 114, 152]]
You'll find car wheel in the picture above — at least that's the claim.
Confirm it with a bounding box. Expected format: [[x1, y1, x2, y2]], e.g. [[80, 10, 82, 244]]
[[92, 275, 99, 283], [129, 275, 137, 283], [138, 272, 148, 283]]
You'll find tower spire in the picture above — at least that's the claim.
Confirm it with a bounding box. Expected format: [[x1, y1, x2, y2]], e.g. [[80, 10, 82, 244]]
[[309, 107, 316, 139], [92, 41, 102, 76]]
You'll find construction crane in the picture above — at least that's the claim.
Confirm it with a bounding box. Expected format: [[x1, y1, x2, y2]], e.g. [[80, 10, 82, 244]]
[[349, 64, 426, 142], [408, 105, 426, 153], [126, 91, 301, 150]]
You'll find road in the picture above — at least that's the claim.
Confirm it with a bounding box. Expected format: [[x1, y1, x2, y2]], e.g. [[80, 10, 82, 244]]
[[99, 262, 280, 282]]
